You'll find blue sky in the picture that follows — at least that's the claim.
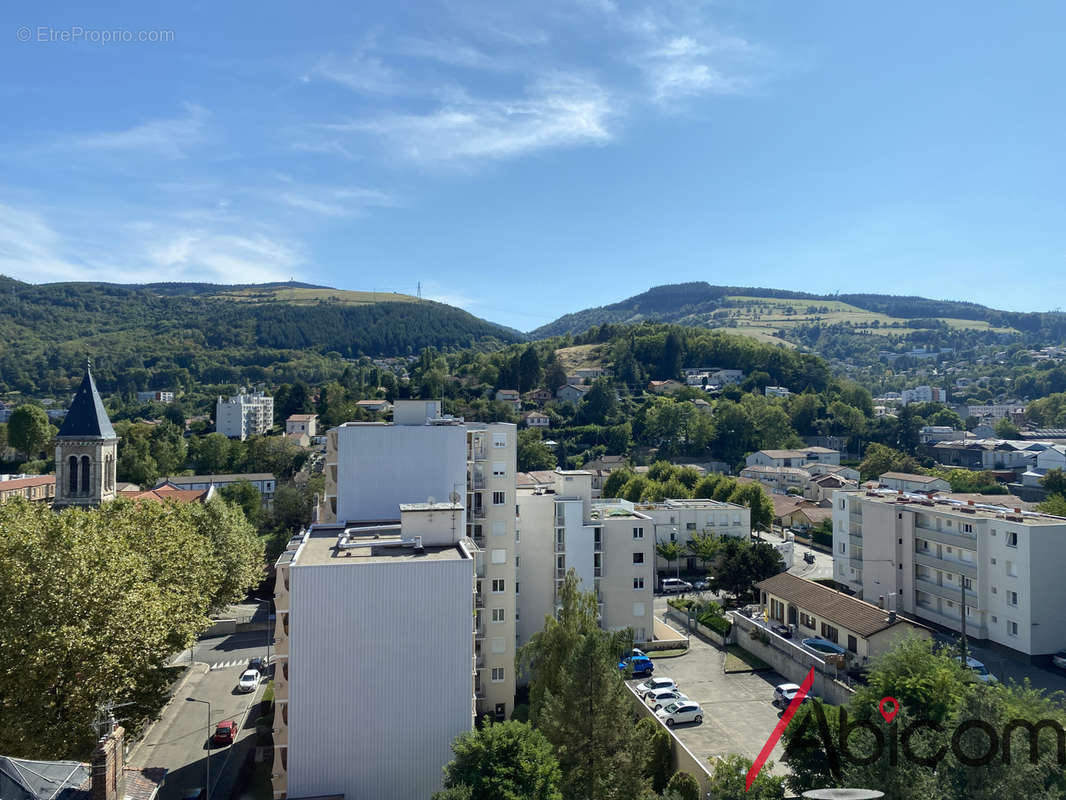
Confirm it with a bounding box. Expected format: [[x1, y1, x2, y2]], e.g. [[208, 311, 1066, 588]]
[[2, 1, 1064, 331]]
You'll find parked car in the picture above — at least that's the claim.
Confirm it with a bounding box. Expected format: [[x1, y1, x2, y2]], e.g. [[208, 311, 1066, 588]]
[[237, 669, 261, 693], [211, 720, 237, 746], [181, 789, 206, 800], [621, 648, 647, 660], [660, 578, 693, 594], [636, 677, 677, 698], [957, 656, 998, 684], [771, 623, 793, 639], [248, 657, 267, 674], [692, 579, 710, 591], [802, 637, 847, 656], [772, 682, 812, 707], [655, 700, 703, 727], [1052, 651, 1066, 671], [618, 655, 655, 676], [646, 688, 688, 711]]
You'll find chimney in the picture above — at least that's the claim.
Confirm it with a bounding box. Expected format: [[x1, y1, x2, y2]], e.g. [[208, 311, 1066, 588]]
[[888, 610, 897, 624], [91, 725, 125, 800], [878, 595, 885, 609]]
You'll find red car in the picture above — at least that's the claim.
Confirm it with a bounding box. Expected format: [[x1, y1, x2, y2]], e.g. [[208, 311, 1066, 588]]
[[212, 720, 237, 746]]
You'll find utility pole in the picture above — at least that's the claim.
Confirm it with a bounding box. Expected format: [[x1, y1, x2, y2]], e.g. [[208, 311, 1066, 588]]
[[186, 698, 212, 800]]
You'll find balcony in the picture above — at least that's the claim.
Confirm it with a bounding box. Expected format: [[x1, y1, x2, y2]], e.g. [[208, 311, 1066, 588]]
[[470, 473, 485, 490], [849, 554, 862, 568], [272, 722, 288, 747], [555, 567, 566, 579], [848, 532, 863, 547], [915, 524, 977, 551], [475, 594, 485, 608], [914, 551, 978, 579], [473, 506, 487, 519], [914, 577, 969, 604], [554, 539, 565, 554], [469, 443, 486, 461]]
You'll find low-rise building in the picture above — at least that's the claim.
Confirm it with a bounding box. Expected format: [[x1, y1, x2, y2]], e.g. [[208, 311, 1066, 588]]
[[900, 386, 946, 405], [804, 472, 857, 503], [764, 386, 791, 398], [745, 447, 841, 469], [756, 572, 930, 664], [524, 411, 550, 428], [556, 384, 590, 404], [155, 472, 276, 502], [967, 403, 1026, 423], [136, 390, 174, 403], [647, 380, 684, 395], [354, 399, 392, 414], [285, 413, 318, 437], [740, 465, 810, 494], [878, 472, 951, 494], [920, 425, 967, 444], [495, 389, 521, 410], [0, 474, 55, 503]]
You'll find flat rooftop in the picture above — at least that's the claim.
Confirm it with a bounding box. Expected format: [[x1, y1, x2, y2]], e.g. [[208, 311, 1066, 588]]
[[848, 489, 1066, 526], [293, 525, 467, 566]]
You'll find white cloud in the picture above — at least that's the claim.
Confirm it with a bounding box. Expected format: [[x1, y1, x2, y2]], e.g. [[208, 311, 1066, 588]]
[[71, 103, 209, 158], [311, 50, 409, 95], [393, 36, 503, 70], [0, 202, 302, 286], [339, 74, 614, 164]]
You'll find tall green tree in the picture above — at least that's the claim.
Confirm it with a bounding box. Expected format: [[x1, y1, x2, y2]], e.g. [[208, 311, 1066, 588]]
[[664, 770, 701, 800], [707, 754, 784, 800], [517, 346, 543, 394], [435, 720, 562, 800], [655, 540, 685, 579], [219, 479, 264, 529], [518, 571, 647, 799], [8, 404, 53, 458]]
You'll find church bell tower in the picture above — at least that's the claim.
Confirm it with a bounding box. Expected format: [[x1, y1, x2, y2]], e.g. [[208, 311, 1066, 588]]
[[53, 361, 118, 508]]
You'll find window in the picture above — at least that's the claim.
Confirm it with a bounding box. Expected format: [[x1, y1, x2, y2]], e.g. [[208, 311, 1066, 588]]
[[1006, 531, 1018, 547], [492, 521, 506, 537], [491, 579, 505, 593], [1008, 590, 1018, 607], [634, 577, 645, 589], [515, 608, 520, 621], [491, 667, 505, 682], [632, 527, 644, 540], [492, 608, 505, 623], [1007, 620, 1019, 637], [963, 523, 973, 533], [847, 635, 858, 654], [493, 433, 507, 448], [990, 557, 997, 565], [491, 636, 506, 653], [491, 549, 507, 564], [820, 623, 839, 643], [991, 586, 997, 594], [686, 522, 696, 530], [492, 491, 505, 505], [1006, 560, 1018, 577], [634, 627, 646, 642], [839, 543, 846, 554], [515, 582, 520, 594], [991, 615, 998, 623], [492, 462, 506, 477], [963, 577, 973, 590], [633, 552, 644, 564], [633, 602, 646, 617], [799, 613, 816, 629]]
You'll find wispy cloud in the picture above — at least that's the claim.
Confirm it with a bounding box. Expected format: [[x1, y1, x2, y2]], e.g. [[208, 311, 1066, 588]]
[[334, 73, 614, 164], [308, 48, 409, 95], [276, 185, 399, 217], [144, 229, 302, 283], [0, 204, 88, 282], [393, 36, 504, 70], [70, 103, 209, 158]]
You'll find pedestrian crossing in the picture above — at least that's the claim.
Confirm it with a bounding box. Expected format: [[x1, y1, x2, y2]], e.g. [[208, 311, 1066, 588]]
[[209, 659, 248, 671]]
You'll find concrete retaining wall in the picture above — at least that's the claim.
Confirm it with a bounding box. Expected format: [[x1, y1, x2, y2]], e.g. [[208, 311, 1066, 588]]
[[730, 613, 854, 707], [665, 606, 732, 648], [626, 683, 713, 796]]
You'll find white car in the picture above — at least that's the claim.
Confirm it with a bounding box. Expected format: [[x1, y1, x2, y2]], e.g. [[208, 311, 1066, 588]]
[[237, 669, 261, 693], [660, 578, 693, 594], [958, 656, 998, 684], [655, 700, 703, 727], [772, 682, 803, 707], [646, 688, 688, 711], [1052, 651, 1066, 671], [636, 677, 677, 698]]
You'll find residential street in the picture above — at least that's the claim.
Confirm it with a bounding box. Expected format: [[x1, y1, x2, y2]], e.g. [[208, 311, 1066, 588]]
[[130, 630, 272, 800]]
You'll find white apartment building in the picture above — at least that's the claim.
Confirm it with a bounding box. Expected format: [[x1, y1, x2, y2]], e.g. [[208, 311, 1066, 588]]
[[640, 498, 751, 575], [216, 390, 274, 440], [319, 400, 517, 723], [136, 390, 174, 403], [516, 472, 656, 645], [745, 447, 841, 469], [833, 489, 1066, 658], [272, 506, 477, 800], [900, 385, 946, 405]]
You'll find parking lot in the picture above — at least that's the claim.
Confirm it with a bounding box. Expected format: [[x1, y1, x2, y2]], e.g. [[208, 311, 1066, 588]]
[[629, 619, 793, 777]]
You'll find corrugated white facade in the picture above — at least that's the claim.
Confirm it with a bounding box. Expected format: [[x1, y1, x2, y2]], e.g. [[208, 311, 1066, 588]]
[[335, 424, 468, 522], [287, 555, 474, 800]]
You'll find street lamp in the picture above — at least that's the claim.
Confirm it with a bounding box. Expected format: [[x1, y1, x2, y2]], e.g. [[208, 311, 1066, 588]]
[[251, 595, 273, 669], [186, 697, 212, 800]]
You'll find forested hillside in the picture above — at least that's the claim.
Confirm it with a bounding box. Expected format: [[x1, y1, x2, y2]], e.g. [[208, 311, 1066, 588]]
[[0, 277, 519, 396]]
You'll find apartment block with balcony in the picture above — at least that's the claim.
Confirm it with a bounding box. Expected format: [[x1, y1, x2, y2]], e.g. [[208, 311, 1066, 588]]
[[271, 506, 476, 800], [641, 498, 751, 576], [317, 400, 517, 722], [833, 489, 1066, 659], [216, 390, 274, 440]]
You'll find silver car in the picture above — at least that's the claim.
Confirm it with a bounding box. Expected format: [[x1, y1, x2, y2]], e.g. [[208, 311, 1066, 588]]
[[237, 669, 261, 693], [636, 677, 677, 699]]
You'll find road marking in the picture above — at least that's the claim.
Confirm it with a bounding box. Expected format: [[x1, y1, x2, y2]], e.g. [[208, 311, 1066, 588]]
[[209, 659, 245, 671]]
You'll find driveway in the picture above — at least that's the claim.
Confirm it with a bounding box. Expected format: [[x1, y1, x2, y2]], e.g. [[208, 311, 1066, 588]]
[[634, 609, 792, 777]]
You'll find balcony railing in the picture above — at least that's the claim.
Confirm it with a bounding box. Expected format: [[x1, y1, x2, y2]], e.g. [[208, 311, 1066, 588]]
[[555, 567, 566, 579], [473, 506, 487, 519], [554, 540, 565, 554], [475, 594, 485, 608]]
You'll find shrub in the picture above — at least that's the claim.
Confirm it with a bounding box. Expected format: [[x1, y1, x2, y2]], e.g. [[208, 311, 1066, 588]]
[[699, 613, 732, 637], [664, 770, 700, 800]]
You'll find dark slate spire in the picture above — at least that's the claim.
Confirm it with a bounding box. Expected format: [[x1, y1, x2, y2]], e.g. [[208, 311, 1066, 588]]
[[57, 360, 116, 439]]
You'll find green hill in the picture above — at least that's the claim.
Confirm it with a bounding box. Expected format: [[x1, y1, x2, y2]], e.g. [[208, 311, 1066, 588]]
[[0, 277, 518, 396], [530, 282, 1066, 345]]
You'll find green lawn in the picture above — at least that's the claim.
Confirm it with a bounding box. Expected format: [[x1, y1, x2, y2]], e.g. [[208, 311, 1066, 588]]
[[724, 645, 771, 673]]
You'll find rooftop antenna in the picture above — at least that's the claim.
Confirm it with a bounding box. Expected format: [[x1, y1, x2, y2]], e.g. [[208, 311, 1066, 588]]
[[92, 699, 134, 737]]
